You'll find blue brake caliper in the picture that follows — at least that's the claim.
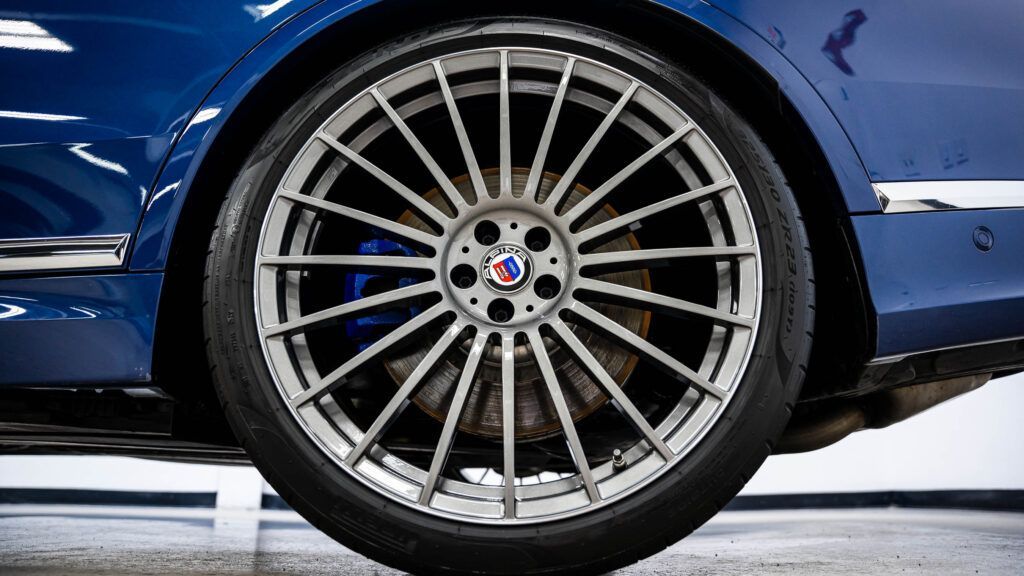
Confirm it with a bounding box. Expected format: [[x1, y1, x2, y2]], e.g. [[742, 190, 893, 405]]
[[344, 238, 422, 351]]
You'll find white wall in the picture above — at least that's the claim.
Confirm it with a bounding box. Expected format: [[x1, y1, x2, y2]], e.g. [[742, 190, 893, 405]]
[[743, 372, 1024, 494], [1, 373, 1021, 500], [0, 456, 230, 492]]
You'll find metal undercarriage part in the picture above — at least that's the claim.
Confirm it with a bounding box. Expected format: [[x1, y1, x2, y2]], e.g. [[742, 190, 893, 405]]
[[776, 374, 991, 454]]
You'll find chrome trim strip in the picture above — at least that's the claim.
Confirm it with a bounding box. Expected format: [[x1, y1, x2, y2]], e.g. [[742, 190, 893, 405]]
[[873, 181, 1024, 214], [0, 234, 130, 272]]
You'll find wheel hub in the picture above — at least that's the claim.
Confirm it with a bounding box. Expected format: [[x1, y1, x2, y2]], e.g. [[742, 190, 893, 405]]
[[445, 206, 567, 326], [387, 169, 649, 439]]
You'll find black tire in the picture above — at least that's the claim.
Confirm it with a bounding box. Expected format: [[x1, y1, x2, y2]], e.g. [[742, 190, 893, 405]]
[[204, 18, 814, 576]]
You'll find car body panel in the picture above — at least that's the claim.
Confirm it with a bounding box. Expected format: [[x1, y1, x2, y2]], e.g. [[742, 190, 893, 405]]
[[0, 0, 319, 243], [0, 273, 162, 386], [132, 0, 382, 270], [0, 137, 160, 239], [707, 1, 1024, 185], [131, 0, 883, 271], [853, 209, 1024, 359], [0, 0, 1022, 388]]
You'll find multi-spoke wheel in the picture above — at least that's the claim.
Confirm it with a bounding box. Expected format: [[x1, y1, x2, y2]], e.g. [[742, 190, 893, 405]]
[[205, 19, 814, 576]]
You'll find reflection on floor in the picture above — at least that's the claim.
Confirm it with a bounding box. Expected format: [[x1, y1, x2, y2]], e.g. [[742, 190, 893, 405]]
[[0, 505, 1021, 575]]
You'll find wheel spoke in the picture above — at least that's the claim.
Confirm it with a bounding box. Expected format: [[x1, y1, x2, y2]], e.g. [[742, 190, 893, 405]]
[[345, 321, 465, 465], [371, 88, 467, 213], [316, 131, 451, 227], [277, 191, 440, 250], [524, 57, 575, 202], [501, 333, 516, 518], [565, 301, 728, 400], [420, 331, 489, 505], [575, 277, 754, 328], [546, 81, 639, 211], [433, 60, 487, 202], [263, 281, 439, 338], [575, 178, 735, 247], [562, 124, 694, 225], [548, 319, 673, 460], [578, 245, 755, 273], [258, 254, 435, 273], [290, 303, 449, 407], [527, 329, 600, 503], [499, 50, 512, 197]]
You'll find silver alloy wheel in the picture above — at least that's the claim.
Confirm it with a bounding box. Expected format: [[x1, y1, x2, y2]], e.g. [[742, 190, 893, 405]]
[[255, 47, 761, 523]]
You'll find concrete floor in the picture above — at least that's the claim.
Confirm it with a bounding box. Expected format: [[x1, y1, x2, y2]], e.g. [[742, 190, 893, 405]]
[[0, 505, 1021, 575]]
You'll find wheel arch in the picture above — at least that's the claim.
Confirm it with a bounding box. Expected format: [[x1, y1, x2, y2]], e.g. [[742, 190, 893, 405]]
[[139, 0, 873, 403]]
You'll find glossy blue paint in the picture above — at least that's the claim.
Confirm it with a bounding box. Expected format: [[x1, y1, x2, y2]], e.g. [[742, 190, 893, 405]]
[[0, 0, 318, 242], [702, 0, 1024, 358], [1, 0, 1022, 387], [130, 0, 882, 270], [131, 0, 385, 270], [0, 138, 161, 239], [0, 273, 162, 386], [646, 1, 880, 213], [853, 209, 1024, 358], [707, 1, 1024, 185]]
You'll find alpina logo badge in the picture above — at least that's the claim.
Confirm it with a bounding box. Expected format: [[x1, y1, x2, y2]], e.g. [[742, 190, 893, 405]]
[[482, 245, 532, 293], [492, 256, 522, 283]]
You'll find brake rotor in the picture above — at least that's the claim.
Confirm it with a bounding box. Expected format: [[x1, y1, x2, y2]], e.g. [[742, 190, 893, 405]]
[[386, 168, 651, 439]]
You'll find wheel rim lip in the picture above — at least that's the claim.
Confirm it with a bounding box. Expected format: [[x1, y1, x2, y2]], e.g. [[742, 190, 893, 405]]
[[253, 45, 764, 525]]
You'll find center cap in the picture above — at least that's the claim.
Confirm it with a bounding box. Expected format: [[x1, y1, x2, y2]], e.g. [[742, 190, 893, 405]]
[[481, 244, 532, 293]]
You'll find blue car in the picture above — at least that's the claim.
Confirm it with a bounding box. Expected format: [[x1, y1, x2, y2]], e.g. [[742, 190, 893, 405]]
[[1, 2, 1022, 574]]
